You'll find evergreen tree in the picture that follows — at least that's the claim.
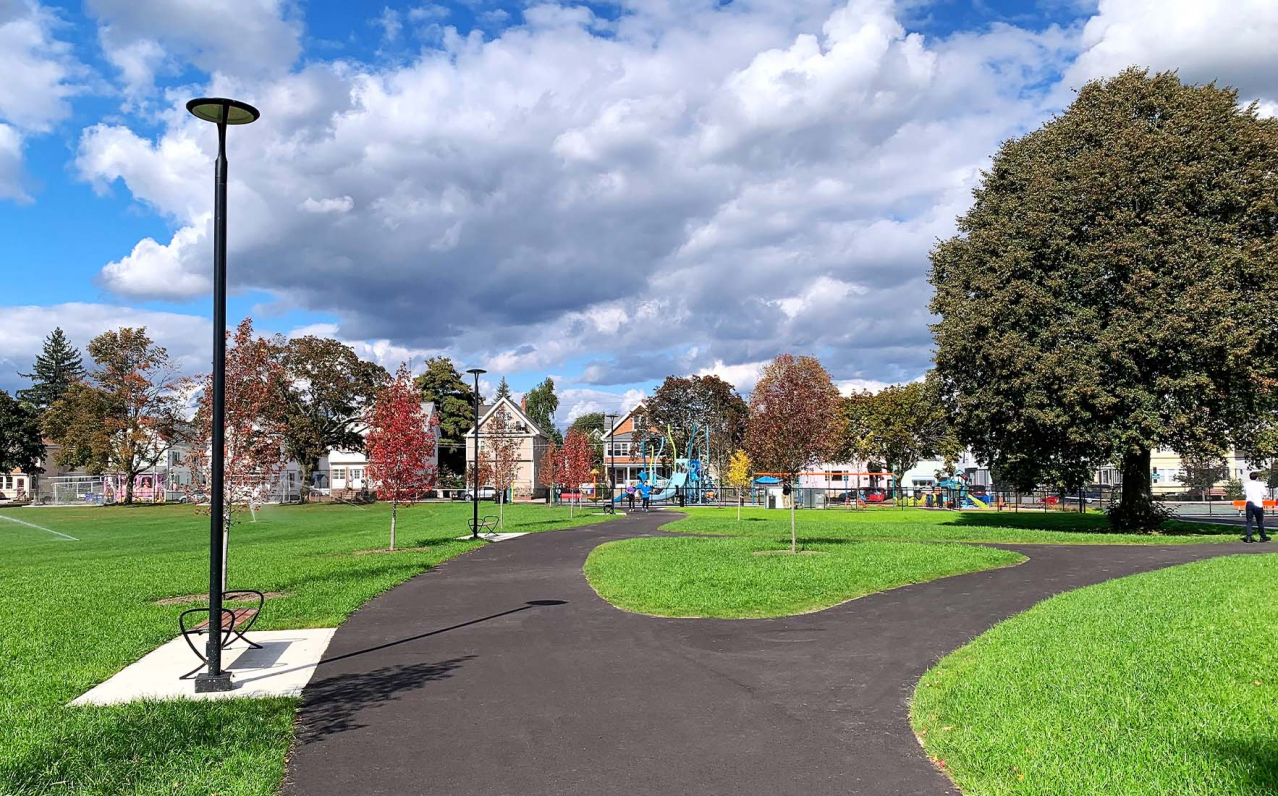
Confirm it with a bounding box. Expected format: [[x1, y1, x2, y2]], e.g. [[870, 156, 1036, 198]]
[[18, 328, 85, 411], [495, 377, 512, 400], [0, 390, 45, 474], [524, 377, 562, 443], [414, 356, 478, 475]]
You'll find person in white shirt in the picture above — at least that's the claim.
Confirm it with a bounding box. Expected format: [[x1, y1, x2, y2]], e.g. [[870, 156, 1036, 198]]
[[1243, 472, 1270, 543]]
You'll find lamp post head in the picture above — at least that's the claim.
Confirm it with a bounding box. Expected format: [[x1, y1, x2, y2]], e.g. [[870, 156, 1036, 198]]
[[466, 368, 487, 377], [186, 98, 260, 125]]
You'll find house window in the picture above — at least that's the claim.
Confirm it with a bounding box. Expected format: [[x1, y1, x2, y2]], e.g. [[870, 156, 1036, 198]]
[[332, 467, 347, 481], [830, 471, 846, 482], [350, 468, 364, 482]]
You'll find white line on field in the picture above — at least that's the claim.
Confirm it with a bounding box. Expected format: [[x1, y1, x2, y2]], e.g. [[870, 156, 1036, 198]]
[[0, 513, 79, 541]]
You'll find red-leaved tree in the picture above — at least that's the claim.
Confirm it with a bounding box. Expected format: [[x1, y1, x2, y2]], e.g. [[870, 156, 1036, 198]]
[[365, 364, 437, 551], [558, 429, 595, 518], [186, 318, 289, 588], [480, 405, 521, 530], [745, 354, 845, 552], [538, 441, 559, 505]]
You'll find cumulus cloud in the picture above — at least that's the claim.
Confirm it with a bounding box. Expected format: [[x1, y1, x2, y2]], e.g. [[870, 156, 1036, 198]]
[[72, 0, 1094, 393], [1066, 0, 1278, 104], [87, 0, 302, 97], [0, 303, 213, 392], [0, 0, 84, 201]]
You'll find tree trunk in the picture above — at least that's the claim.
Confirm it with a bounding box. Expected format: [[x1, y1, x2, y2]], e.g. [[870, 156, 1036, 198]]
[[390, 499, 397, 551], [1117, 446, 1154, 526], [499, 492, 505, 531], [125, 474, 134, 505], [790, 487, 797, 554], [737, 497, 741, 522], [299, 459, 315, 503]]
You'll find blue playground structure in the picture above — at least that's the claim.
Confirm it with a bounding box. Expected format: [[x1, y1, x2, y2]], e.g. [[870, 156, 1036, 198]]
[[617, 422, 718, 506], [931, 473, 989, 509]]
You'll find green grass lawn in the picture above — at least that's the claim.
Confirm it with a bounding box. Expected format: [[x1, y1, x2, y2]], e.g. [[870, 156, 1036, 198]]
[[584, 535, 1024, 618], [664, 505, 1235, 544], [911, 554, 1278, 795], [0, 501, 614, 796]]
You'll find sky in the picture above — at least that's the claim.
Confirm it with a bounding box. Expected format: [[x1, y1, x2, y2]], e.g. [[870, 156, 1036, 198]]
[[3, 0, 1277, 424]]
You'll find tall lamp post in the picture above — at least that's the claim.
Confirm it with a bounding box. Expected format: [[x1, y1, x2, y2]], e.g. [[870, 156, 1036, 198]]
[[186, 97, 260, 693], [466, 368, 486, 539], [604, 413, 617, 512]]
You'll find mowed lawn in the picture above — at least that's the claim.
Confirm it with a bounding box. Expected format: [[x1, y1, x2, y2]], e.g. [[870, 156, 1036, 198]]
[[0, 501, 615, 796], [664, 505, 1235, 544], [911, 554, 1278, 795], [584, 535, 1023, 618]]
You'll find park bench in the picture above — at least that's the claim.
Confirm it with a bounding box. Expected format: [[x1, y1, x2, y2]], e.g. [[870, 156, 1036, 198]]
[[178, 589, 265, 680], [468, 515, 499, 536], [1232, 499, 1278, 515]]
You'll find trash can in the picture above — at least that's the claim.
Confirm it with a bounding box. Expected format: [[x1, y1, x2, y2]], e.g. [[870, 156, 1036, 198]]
[[767, 494, 776, 509]]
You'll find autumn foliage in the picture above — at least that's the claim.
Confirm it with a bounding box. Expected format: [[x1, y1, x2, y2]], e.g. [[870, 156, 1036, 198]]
[[557, 428, 595, 517], [365, 364, 437, 550], [746, 354, 844, 551]]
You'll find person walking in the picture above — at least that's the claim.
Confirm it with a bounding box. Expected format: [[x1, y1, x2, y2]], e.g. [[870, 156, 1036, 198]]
[[1243, 471, 1270, 543]]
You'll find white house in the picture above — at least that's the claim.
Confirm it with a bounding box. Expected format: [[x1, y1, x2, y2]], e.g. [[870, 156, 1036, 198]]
[[464, 396, 552, 499]]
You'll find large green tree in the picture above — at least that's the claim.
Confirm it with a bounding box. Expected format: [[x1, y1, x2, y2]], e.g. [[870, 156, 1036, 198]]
[[930, 69, 1278, 529], [840, 379, 958, 499], [633, 375, 748, 480], [282, 336, 387, 496], [414, 356, 479, 475], [43, 328, 182, 504], [0, 390, 45, 475], [524, 377, 562, 443], [18, 328, 85, 411]]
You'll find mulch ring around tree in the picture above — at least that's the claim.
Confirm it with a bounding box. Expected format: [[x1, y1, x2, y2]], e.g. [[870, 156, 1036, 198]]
[[155, 591, 289, 606], [353, 546, 433, 555]]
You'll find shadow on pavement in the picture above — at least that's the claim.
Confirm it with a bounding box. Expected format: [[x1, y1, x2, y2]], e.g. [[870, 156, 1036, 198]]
[[299, 657, 474, 740]]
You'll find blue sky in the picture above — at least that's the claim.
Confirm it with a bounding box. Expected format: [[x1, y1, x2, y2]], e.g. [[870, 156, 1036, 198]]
[[2, 0, 1276, 421]]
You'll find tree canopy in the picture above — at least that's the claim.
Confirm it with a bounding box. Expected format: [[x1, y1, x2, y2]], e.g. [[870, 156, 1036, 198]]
[[282, 336, 387, 494], [633, 375, 747, 478], [840, 380, 957, 492], [524, 377, 561, 443], [929, 69, 1278, 528], [415, 356, 479, 474], [0, 390, 45, 475], [43, 327, 182, 504], [17, 328, 85, 412]]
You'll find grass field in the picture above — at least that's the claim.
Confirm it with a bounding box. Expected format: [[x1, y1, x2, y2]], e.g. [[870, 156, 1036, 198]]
[[0, 501, 614, 796], [584, 535, 1023, 618], [911, 554, 1278, 795], [664, 505, 1235, 544]]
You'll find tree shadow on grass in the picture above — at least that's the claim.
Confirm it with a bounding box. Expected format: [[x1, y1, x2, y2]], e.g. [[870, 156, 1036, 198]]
[[297, 657, 473, 741], [943, 511, 1227, 536], [1209, 737, 1278, 793]]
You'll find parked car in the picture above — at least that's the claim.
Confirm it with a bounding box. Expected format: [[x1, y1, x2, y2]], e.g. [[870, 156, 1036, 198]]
[[463, 486, 498, 501]]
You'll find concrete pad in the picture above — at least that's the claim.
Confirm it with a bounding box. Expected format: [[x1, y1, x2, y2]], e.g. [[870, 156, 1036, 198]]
[[70, 628, 336, 706], [454, 532, 529, 542]]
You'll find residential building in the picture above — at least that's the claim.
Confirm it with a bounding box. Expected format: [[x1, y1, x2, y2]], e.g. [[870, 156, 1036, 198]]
[[601, 404, 672, 487], [464, 396, 551, 499]]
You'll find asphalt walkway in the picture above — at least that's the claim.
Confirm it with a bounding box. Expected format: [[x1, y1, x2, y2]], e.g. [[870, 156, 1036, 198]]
[[284, 510, 1266, 796]]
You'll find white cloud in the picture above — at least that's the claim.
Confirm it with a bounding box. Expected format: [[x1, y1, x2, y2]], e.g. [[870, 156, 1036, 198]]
[[0, 1, 84, 202], [1066, 0, 1278, 105], [0, 123, 28, 202], [87, 0, 301, 96], [70, 0, 1082, 391], [300, 195, 354, 214], [560, 387, 646, 424], [98, 221, 210, 299], [0, 303, 213, 392]]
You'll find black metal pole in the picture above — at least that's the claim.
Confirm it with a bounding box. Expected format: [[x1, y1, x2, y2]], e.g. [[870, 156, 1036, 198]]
[[472, 372, 480, 539], [197, 118, 231, 693]]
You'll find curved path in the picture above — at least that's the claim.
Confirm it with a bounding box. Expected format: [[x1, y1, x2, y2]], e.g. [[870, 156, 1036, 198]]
[[284, 511, 1266, 796]]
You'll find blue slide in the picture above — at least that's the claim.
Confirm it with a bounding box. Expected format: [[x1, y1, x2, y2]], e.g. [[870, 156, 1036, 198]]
[[648, 471, 688, 502]]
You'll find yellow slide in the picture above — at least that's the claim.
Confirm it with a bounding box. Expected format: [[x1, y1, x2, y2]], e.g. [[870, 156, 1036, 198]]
[[967, 494, 989, 509]]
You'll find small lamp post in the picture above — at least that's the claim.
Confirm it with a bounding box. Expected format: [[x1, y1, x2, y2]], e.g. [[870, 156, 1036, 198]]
[[604, 413, 617, 510], [187, 97, 259, 694], [466, 368, 486, 539]]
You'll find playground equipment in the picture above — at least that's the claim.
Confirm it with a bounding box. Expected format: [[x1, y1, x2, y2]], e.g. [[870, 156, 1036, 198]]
[[618, 422, 718, 506], [933, 473, 988, 509]]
